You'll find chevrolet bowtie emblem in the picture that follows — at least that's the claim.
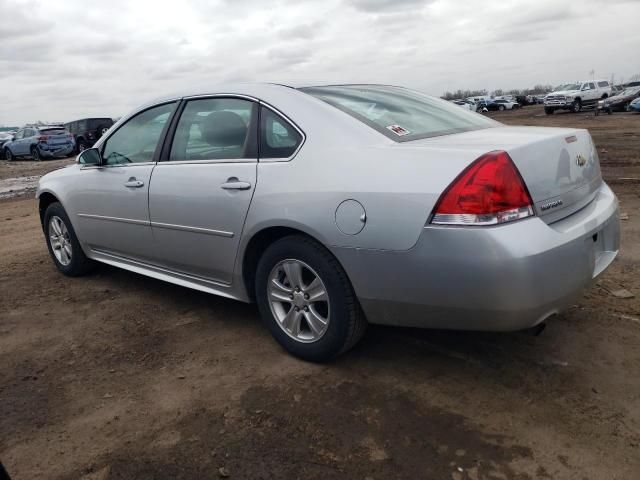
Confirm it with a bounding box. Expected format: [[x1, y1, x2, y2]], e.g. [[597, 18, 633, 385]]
[[576, 154, 587, 167]]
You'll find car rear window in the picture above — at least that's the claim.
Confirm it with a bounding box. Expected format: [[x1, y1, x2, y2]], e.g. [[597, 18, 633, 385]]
[[299, 85, 497, 142], [39, 128, 67, 135], [88, 118, 113, 128]]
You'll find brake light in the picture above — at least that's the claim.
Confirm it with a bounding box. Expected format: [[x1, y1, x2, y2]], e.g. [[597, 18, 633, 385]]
[[431, 150, 534, 226], [37, 135, 49, 142]]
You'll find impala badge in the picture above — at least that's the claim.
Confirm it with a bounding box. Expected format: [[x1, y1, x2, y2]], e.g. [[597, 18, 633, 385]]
[[576, 154, 587, 167]]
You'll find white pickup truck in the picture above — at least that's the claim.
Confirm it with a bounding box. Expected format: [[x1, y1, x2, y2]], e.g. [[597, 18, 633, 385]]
[[544, 80, 612, 114]]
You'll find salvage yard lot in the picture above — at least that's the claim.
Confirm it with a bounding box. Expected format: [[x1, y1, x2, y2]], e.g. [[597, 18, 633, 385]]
[[1, 106, 639, 479]]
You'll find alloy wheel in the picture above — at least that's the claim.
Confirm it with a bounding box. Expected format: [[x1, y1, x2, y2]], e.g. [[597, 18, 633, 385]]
[[267, 259, 330, 343], [49, 216, 72, 266]]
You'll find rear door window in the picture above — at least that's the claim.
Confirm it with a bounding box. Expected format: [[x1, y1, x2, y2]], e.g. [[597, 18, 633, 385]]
[[169, 98, 257, 161]]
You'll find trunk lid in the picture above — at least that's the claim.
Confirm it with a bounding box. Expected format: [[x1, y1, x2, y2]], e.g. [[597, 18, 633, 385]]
[[407, 126, 602, 223]]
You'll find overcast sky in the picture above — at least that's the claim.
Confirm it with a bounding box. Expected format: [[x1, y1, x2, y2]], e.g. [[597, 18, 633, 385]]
[[1, 0, 639, 125]]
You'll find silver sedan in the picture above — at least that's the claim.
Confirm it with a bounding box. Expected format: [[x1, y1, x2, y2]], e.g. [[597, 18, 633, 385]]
[[37, 84, 620, 361]]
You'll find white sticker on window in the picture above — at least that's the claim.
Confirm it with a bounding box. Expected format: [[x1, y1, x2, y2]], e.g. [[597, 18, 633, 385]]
[[386, 124, 410, 136]]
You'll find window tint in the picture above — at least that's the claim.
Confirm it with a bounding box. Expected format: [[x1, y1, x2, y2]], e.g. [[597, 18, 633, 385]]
[[88, 118, 112, 129], [170, 98, 255, 161], [169, 98, 256, 161], [300, 85, 496, 142], [77, 120, 87, 131], [102, 102, 176, 165], [598, 81, 609, 87], [259, 107, 302, 158]]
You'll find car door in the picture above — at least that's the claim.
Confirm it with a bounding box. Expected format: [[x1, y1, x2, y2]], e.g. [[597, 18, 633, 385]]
[[148, 96, 259, 284], [71, 101, 177, 263], [10, 129, 24, 154]]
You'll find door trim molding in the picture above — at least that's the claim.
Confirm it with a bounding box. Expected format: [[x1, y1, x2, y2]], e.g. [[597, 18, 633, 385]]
[[151, 221, 234, 238], [77, 213, 150, 226]]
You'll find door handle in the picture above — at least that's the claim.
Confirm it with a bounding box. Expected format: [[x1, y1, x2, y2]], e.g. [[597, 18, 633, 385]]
[[221, 178, 252, 190], [124, 178, 144, 188]]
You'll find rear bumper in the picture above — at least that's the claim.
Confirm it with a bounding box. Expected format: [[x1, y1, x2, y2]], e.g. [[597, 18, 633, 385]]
[[38, 144, 74, 158], [333, 182, 620, 331]]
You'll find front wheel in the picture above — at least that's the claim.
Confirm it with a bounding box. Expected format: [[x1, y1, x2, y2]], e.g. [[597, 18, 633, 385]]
[[498, 105, 505, 111], [544, 107, 554, 115], [44, 202, 95, 276], [77, 140, 87, 153], [4, 148, 13, 161], [255, 235, 366, 362], [572, 99, 582, 113]]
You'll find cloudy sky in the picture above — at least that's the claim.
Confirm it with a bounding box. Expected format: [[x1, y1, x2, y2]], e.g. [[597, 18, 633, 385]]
[[1, 0, 639, 125]]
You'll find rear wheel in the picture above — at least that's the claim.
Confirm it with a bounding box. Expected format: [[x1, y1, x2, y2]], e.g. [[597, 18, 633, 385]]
[[544, 107, 554, 115], [255, 235, 366, 362], [30, 146, 41, 161], [44, 202, 95, 276], [77, 139, 87, 152], [498, 105, 505, 111]]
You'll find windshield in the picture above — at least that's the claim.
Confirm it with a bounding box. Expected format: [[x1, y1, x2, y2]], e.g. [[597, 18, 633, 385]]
[[300, 85, 497, 142], [620, 87, 640, 96]]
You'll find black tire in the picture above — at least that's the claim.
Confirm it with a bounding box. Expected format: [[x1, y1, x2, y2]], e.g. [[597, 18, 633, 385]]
[[43, 202, 95, 276], [498, 105, 505, 111], [572, 99, 582, 113], [77, 139, 87, 153], [255, 235, 366, 362], [96, 125, 109, 138], [4, 148, 13, 161], [544, 107, 554, 115], [30, 146, 41, 161]]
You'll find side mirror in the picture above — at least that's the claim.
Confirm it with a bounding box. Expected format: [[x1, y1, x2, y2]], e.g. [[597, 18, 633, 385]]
[[78, 147, 101, 166]]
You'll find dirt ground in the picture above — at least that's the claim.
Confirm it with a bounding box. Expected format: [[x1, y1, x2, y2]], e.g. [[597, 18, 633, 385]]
[[1, 106, 639, 479]]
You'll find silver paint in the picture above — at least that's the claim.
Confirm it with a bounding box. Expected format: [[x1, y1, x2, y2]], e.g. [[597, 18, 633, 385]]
[[37, 83, 620, 332]]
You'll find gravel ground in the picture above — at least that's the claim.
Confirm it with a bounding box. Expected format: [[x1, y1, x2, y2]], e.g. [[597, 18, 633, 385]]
[[1, 106, 639, 479]]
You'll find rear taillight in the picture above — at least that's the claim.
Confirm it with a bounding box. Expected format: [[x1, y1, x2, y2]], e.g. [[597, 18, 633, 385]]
[[37, 135, 49, 142], [431, 150, 534, 226]]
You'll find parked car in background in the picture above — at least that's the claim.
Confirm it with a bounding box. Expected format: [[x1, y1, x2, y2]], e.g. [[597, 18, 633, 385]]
[[629, 97, 640, 113], [36, 83, 619, 361], [596, 86, 640, 114], [0, 131, 14, 159], [625, 81, 640, 88], [544, 80, 612, 114], [65, 118, 114, 152], [3, 126, 75, 161], [451, 100, 475, 111], [486, 99, 520, 111]]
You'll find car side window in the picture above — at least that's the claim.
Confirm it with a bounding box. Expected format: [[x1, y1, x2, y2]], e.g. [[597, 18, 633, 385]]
[[169, 98, 256, 161], [588, 83, 595, 90], [14, 130, 23, 140], [77, 120, 86, 132], [102, 102, 176, 165], [259, 107, 302, 159]]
